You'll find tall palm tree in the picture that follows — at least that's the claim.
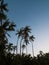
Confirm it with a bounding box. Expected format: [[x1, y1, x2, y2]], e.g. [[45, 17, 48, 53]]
[[0, 0, 16, 55], [16, 27, 23, 55], [0, 20, 16, 53], [29, 35, 35, 57], [23, 26, 31, 54], [0, 0, 16, 40], [0, 0, 16, 44]]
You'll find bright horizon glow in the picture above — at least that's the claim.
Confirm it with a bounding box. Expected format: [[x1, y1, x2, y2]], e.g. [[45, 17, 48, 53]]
[[5, 0, 49, 56]]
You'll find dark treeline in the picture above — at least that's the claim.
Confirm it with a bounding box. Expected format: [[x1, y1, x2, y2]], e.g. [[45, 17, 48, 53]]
[[0, 0, 49, 65], [0, 50, 49, 65]]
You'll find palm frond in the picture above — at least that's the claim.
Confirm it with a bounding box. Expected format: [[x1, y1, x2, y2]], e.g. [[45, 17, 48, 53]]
[[0, 13, 7, 20], [29, 35, 35, 41], [6, 32, 11, 37], [1, 0, 4, 5], [4, 22, 16, 31], [2, 4, 8, 11], [3, 19, 10, 28], [0, 0, 8, 12]]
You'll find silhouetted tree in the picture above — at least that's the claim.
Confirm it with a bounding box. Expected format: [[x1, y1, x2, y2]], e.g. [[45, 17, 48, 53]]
[[23, 26, 31, 54], [16, 27, 23, 55], [0, 0, 8, 25], [0, 2, 16, 65]]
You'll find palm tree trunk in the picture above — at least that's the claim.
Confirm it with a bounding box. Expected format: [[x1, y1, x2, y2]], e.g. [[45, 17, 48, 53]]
[[22, 48, 23, 54], [32, 42, 34, 57], [16, 38, 19, 54], [20, 38, 22, 55]]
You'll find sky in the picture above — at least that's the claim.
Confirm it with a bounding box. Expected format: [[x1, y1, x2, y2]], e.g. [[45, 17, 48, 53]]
[[5, 0, 49, 56]]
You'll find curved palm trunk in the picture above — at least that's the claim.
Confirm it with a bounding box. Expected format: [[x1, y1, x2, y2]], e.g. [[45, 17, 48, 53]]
[[16, 38, 19, 54], [22, 47, 25, 54], [22, 48, 24, 54], [32, 42, 34, 57]]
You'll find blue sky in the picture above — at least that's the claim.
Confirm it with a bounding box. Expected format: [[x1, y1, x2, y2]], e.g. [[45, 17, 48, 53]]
[[5, 0, 49, 56]]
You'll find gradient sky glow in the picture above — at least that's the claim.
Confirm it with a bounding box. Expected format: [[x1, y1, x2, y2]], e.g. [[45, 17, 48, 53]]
[[5, 0, 49, 56]]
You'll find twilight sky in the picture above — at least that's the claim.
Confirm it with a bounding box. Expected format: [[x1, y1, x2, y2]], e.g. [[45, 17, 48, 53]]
[[5, 0, 49, 56]]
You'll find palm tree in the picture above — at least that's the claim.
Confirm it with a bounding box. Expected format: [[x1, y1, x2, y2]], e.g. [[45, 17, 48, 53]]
[[0, 19, 16, 40], [23, 26, 31, 54], [22, 44, 25, 54], [16, 27, 23, 55], [0, 0, 16, 55], [29, 35, 35, 57], [1, 20, 15, 53], [0, 0, 8, 25], [0, 0, 16, 44]]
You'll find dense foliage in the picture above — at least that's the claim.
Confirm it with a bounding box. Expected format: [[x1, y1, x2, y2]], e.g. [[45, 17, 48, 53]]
[[0, 52, 49, 65]]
